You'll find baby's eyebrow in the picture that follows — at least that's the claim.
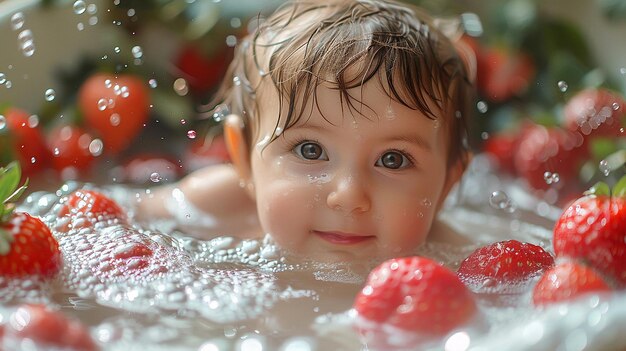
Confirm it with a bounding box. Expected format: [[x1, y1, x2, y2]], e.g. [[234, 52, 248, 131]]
[[387, 135, 432, 151]]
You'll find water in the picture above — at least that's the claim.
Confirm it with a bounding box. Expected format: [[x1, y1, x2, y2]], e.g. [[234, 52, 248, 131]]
[[3, 159, 626, 351]]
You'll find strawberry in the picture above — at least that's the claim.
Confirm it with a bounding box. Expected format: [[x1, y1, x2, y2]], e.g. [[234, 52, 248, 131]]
[[457, 240, 554, 287], [0, 107, 50, 177], [353, 256, 476, 336], [4, 304, 98, 350], [78, 73, 150, 154], [174, 44, 229, 94], [532, 261, 612, 306], [47, 124, 96, 176], [0, 162, 61, 277], [563, 88, 626, 138], [476, 46, 535, 102], [553, 177, 626, 286], [483, 131, 521, 174], [183, 134, 231, 172], [56, 189, 127, 232], [513, 123, 588, 192]]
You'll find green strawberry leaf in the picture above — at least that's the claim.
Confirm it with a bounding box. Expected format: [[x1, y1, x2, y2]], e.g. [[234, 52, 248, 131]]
[[0, 162, 27, 224], [0, 162, 20, 205], [614, 176, 626, 198], [584, 181, 611, 197]]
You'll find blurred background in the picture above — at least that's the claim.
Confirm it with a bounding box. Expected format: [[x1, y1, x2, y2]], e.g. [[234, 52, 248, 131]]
[[0, 0, 624, 205]]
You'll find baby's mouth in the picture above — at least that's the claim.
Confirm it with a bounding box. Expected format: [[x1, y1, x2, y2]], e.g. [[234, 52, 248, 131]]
[[312, 231, 375, 245]]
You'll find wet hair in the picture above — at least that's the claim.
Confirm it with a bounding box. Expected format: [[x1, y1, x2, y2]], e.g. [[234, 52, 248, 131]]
[[211, 0, 474, 168]]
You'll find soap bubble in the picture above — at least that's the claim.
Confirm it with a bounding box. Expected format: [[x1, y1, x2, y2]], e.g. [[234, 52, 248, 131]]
[[73, 0, 87, 15], [44, 88, 56, 101], [10, 12, 25, 31]]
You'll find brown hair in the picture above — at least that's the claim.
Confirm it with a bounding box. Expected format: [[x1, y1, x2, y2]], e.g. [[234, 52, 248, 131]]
[[211, 0, 474, 167]]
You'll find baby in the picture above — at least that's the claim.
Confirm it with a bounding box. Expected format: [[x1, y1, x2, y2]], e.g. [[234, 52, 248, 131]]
[[138, 0, 476, 263]]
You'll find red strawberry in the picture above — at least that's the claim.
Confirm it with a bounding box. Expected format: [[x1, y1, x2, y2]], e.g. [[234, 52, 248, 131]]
[[47, 124, 96, 176], [183, 134, 231, 172], [553, 177, 626, 286], [0, 163, 61, 277], [563, 88, 626, 138], [78, 73, 150, 154], [0, 107, 50, 176], [174, 44, 229, 94], [4, 304, 98, 350], [457, 240, 554, 287], [353, 256, 476, 336], [57, 189, 127, 232], [476, 47, 535, 102], [532, 261, 612, 306], [513, 123, 588, 192], [483, 131, 521, 174]]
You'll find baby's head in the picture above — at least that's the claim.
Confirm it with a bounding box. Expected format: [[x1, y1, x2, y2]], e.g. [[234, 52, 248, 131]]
[[215, 0, 475, 262]]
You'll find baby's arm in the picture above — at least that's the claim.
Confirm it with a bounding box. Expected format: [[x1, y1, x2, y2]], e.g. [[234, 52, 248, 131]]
[[135, 164, 261, 239]]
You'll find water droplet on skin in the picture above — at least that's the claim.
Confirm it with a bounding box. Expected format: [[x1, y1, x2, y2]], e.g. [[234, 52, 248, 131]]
[[557, 81, 568, 92], [612, 102, 621, 111], [233, 76, 241, 86], [187, 130, 197, 139], [0, 116, 5, 130], [11, 12, 25, 31], [599, 159, 610, 176], [131, 46, 143, 59], [44, 88, 56, 101], [110, 113, 121, 126], [476, 101, 488, 113], [180, 119, 186, 125], [148, 78, 157, 88], [422, 198, 432, 207], [31, 157, 36, 164], [97, 98, 108, 111], [114, 46, 121, 54], [0, 73, 6, 84], [73, 0, 87, 14], [150, 172, 162, 183]]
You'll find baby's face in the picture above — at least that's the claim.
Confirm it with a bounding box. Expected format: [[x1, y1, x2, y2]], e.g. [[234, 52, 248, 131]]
[[249, 82, 456, 262]]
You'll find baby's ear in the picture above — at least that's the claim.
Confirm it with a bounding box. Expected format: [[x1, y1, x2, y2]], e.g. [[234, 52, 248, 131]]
[[224, 114, 251, 183]]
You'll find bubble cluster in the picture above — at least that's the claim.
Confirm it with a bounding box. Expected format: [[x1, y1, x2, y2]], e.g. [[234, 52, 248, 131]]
[[12, 14, 36, 57]]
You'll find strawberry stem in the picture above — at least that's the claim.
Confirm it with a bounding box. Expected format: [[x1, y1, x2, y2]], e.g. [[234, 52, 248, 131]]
[[614, 175, 626, 197]]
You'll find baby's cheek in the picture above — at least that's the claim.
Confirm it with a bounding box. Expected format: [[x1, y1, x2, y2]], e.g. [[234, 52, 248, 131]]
[[256, 182, 311, 244]]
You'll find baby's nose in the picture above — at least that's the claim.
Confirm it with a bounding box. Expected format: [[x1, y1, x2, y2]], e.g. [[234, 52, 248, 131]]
[[326, 173, 371, 214]]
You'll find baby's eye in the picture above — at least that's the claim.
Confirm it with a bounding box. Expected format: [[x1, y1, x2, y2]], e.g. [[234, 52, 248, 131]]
[[375, 151, 412, 169], [294, 141, 328, 160]]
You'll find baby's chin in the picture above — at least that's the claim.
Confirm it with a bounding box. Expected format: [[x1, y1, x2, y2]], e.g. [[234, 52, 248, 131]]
[[280, 246, 413, 269]]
